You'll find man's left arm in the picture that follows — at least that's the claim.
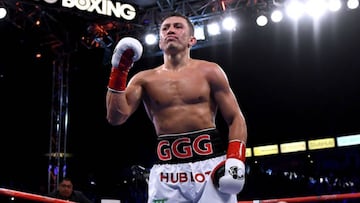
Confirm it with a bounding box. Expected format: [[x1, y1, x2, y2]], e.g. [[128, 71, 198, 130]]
[[211, 64, 248, 194]]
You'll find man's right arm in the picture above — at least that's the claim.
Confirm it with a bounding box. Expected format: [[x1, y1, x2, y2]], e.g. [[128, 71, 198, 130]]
[[106, 37, 143, 125], [106, 85, 142, 125]]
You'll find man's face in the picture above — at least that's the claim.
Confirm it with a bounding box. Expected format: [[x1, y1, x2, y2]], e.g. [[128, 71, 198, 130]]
[[158, 16, 196, 53], [58, 180, 73, 198]]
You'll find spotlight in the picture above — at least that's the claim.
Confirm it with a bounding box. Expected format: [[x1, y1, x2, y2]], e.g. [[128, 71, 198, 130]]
[[256, 14, 268, 26], [347, 0, 359, 9], [194, 23, 205, 40], [145, 33, 157, 45], [271, 10, 283, 23], [207, 22, 221, 36], [0, 7, 7, 19], [222, 16, 237, 31]]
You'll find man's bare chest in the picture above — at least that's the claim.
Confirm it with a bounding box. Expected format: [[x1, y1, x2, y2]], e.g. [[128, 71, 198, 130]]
[[144, 74, 210, 106]]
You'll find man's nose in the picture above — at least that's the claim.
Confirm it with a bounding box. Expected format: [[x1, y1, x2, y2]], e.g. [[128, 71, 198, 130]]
[[166, 26, 175, 34]]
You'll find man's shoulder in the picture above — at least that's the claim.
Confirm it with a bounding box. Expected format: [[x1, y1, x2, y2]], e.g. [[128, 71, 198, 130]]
[[192, 59, 219, 68], [72, 190, 93, 203], [73, 190, 85, 195], [132, 65, 161, 79]]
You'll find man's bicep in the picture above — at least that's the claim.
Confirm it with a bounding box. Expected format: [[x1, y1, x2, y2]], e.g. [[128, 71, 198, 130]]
[[213, 81, 242, 125]]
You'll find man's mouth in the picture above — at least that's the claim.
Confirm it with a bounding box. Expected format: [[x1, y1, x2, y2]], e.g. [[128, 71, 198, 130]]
[[165, 36, 177, 41]]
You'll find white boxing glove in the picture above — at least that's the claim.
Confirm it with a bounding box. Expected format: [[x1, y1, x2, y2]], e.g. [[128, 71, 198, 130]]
[[111, 37, 143, 68], [108, 37, 143, 92], [212, 140, 246, 194], [217, 158, 245, 194]]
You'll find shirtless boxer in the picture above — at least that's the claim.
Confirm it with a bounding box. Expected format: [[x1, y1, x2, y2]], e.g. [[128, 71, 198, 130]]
[[106, 12, 248, 203]]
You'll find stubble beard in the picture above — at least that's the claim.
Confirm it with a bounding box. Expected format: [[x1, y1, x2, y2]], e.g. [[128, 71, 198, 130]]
[[164, 41, 180, 54]]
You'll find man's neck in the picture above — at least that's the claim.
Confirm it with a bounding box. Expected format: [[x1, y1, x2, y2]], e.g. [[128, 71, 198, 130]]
[[163, 52, 191, 70]]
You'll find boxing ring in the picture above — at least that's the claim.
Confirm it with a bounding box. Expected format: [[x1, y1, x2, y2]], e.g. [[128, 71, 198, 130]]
[[1, 187, 360, 203], [237, 192, 360, 203], [0, 187, 75, 203]]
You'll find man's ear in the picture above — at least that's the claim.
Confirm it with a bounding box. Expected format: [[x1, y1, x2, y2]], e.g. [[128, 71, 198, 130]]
[[189, 36, 197, 47]]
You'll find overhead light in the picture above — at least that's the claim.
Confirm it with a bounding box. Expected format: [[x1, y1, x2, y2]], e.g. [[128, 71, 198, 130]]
[[285, 0, 306, 21], [222, 16, 237, 31], [194, 24, 205, 40], [207, 22, 221, 36], [328, 0, 342, 12], [145, 33, 157, 45], [347, 0, 359, 9], [256, 14, 268, 27], [0, 7, 7, 19], [271, 10, 283, 23]]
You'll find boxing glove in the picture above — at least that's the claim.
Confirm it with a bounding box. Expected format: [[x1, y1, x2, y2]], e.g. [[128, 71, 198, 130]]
[[108, 37, 143, 92], [212, 140, 246, 194]]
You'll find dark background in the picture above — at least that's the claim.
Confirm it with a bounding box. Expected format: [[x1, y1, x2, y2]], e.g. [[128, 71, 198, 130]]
[[1, 2, 360, 202]]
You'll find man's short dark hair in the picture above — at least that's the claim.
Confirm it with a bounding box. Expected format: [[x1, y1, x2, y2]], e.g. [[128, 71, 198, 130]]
[[160, 12, 195, 36], [59, 176, 73, 184]]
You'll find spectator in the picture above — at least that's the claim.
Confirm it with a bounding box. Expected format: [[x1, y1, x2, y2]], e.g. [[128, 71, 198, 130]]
[[48, 177, 93, 203]]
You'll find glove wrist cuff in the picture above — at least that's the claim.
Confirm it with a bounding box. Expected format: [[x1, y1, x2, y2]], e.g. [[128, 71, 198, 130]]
[[108, 67, 129, 91], [107, 87, 125, 94], [227, 140, 246, 162]]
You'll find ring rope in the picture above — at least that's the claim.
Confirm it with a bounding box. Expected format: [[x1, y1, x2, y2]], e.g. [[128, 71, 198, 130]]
[[238, 192, 360, 203], [0, 187, 76, 203], [1, 187, 359, 203]]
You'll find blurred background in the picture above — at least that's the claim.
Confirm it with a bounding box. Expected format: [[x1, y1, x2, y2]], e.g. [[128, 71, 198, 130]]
[[1, 0, 360, 202]]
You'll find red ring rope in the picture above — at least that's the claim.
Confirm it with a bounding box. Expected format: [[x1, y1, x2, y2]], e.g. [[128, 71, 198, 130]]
[[1, 187, 359, 203], [238, 192, 360, 203], [0, 187, 76, 203]]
